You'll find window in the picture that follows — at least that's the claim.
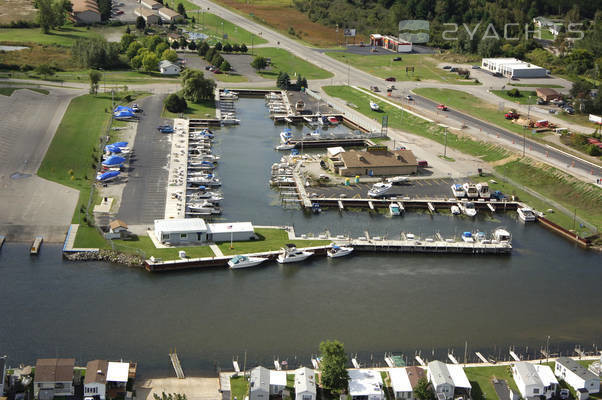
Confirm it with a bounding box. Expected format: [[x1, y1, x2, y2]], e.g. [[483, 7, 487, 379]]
[[180, 233, 187, 239], [533, 389, 539, 394], [303, 396, 312, 400], [162, 234, 169, 240]]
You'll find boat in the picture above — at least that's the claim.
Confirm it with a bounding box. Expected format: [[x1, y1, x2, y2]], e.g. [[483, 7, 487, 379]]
[[475, 231, 490, 243], [386, 176, 409, 184], [187, 201, 222, 214], [277, 245, 314, 264], [96, 170, 120, 182], [228, 255, 268, 269], [295, 100, 305, 111], [517, 207, 537, 222], [451, 184, 466, 198], [189, 154, 220, 162], [328, 116, 339, 124], [317, 114, 327, 126], [451, 205, 461, 215], [221, 118, 240, 125], [188, 175, 221, 186], [276, 143, 295, 151], [370, 100, 380, 111], [102, 155, 126, 167], [389, 202, 402, 216], [476, 182, 490, 199], [311, 203, 322, 214], [461, 232, 475, 243], [493, 228, 512, 243], [308, 128, 322, 138], [463, 183, 478, 198], [188, 161, 216, 169], [461, 201, 477, 217], [280, 128, 293, 143], [368, 182, 392, 197], [327, 244, 354, 258]]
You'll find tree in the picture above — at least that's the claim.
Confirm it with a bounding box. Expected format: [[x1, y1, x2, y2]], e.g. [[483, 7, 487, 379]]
[[72, 37, 120, 69], [223, 43, 232, 52], [414, 377, 434, 400], [155, 42, 170, 56], [251, 56, 267, 72], [181, 69, 216, 102], [220, 59, 231, 72], [214, 42, 222, 51], [211, 53, 224, 67], [171, 41, 180, 49], [178, 36, 188, 49], [296, 75, 308, 90], [205, 47, 215, 61], [232, 43, 240, 52], [36, 0, 54, 33], [570, 79, 594, 99], [164, 94, 187, 113], [131, 54, 143, 69], [276, 71, 290, 89], [34, 64, 54, 79], [120, 33, 136, 52], [142, 52, 159, 72], [136, 16, 146, 30], [177, 2, 185, 16], [507, 88, 521, 98], [318, 340, 348, 393], [52, 0, 68, 28], [162, 49, 178, 62], [188, 40, 197, 51], [126, 41, 143, 59], [240, 43, 247, 53], [89, 70, 102, 95], [197, 41, 209, 56]]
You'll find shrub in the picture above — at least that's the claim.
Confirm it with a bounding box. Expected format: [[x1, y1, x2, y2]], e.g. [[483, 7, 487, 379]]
[[165, 93, 187, 113], [507, 88, 521, 98]]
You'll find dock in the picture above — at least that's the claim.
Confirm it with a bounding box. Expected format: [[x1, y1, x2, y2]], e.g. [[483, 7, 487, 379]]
[[287, 137, 372, 148], [169, 351, 185, 379], [475, 352, 489, 363], [0, 235, 5, 250], [415, 356, 426, 366], [351, 357, 360, 369], [448, 354, 459, 364], [509, 350, 521, 362], [30, 236, 43, 255]]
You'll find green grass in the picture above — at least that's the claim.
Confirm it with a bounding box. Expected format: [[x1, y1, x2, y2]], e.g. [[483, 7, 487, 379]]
[[2, 69, 179, 85], [186, 12, 267, 45], [162, 98, 216, 118], [73, 223, 111, 249], [0, 25, 124, 47], [491, 90, 538, 105], [0, 87, 48, 96], [214, 73, 248, 83], [509, 83, 563, 88], [551, 112, 597, 129], [230, 376, 249, 400], [323, 85, 510, 162], [253, 47, 333, 80], [464, 365, 519, 400], [216, 228, 330, 256], [113, 235, 215, 259], [325, 52, 479, 84]]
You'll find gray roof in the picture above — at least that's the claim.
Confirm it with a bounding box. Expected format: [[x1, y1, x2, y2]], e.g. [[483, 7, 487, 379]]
[[159, 60, 177, 69], [250, 366, 270, 393], [0, 356, 6, 375], [514, 362, 542, 387], [428, 361, 454, 387], [295, 367, 316, 395], [556, 357, 598, 381]]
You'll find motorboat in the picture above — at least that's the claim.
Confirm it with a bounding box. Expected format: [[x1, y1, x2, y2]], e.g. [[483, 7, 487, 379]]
[[295, 100, 305, 111], [221, 118, 240, 125], [308, 128, 322, 138], [461, 201, 477, 217], [277, 245, 314, 264], [327, 244, 354, 258], [189, 154, 220, 162], [476, 182, 490, 199], [276, 143, 296, 151], [463, 183, 478, 198], [386, 176, 409, 184], [451, 184, 465, 198], [311, 203, 322, 214], [475, 231, 490, 243], [461, 232, 475, 243], [317, 114, 327, 126], [370, 100, 380, 111], [187, 201, 222, 214], [328, 116, 339, 124], [96, 170, 120, 182], [517, 207, 537, 222], [188, 175, 221, 186], [493, 228, 512, 243], [389, 202, 402, 216], [102, 155, 126, 167], [451, 205, 461, 215], [228, 255, 267, 269], [280, 128, 293, 143], [368, 182, 392, 197]]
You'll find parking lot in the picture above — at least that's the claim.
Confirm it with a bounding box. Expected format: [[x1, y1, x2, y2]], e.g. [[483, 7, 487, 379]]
[[109, 0, 137, 23]]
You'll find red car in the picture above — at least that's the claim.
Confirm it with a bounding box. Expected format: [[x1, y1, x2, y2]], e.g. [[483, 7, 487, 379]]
[[116, 10, 124, 14], [437, 104, 448, 111], [213, 69, 222, 74], [385, 77, 396, 82]]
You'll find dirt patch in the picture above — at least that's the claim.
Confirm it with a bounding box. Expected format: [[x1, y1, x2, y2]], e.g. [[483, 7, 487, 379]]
[[0, 44, 76, 70], [0, 0, 36, 24], [489, 155, 519, 167]]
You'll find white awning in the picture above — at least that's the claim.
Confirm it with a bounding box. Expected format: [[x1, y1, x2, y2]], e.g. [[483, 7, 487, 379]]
[[106, 362, 129, 383], [447, 364, 471, 389], [270, 370, 287, 387]]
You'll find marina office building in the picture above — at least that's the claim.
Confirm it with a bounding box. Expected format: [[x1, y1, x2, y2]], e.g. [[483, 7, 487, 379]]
[[481, 58, 548, 78], [330, 148, 418, 177], [154, 219, 255, 246]]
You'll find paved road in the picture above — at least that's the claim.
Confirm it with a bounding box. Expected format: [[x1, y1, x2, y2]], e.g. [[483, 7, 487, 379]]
[[118, 94, 171, 224]]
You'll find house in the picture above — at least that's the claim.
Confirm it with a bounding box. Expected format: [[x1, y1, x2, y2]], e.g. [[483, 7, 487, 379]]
[[249, 366, 270, 400], [333, 148, 418, 177], [34, 358, 75, 400], [84, 360, 108, 399], [167, 33, 184, 43], [159, 60, 181, 75], [0, 356, 6, 396], [134, 7, 160, 24], [294, 367, 316, 400], [555, 357, 600, 400], [481, 58, 548, 79], [141, 0, 162, 10], [348, 369, 384, 400], [389, 367, 426, 400], [427, 361, 454, 400], [70, 0, 101, 24], [158, 7, 184, 23], [270, 370, 287, 395], [512, 362, 557, 400], [154, 219, 256, 245], [109, 220, 128, 234], [536, 88, 562, 102], [446, 364, 471, 398], [370, 34, 413, 53], [326, 146, 345, 157]]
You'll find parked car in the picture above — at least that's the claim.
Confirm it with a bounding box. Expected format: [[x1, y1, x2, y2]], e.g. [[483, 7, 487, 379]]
[[157, 124, 171, 131], [213, 69, 222, 74], [511, 76, 519, 80], [471, 65, 480, 69], [393, 57, 402, 61], [437, 104, 448, 111], [442, 65, 452, 69], [491, 190, 505, 200], [116, 10, 124, 14], [160, 126, 174, 133], [370, 86, 380, 92], [564, 107, 575, 114], [417, 160, 428, 167], [204, 65, 211, 70], [385, 77, 396, 82], [450, 67, 457, 72], [131, 104, 143, 113], [536, 98, 546, 105], [405, 95, 413, 101]]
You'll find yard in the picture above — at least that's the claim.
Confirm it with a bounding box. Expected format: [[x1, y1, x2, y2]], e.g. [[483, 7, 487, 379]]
[[230, 376, 249, 400], [491, 90, 538, 105], [252, 47, 333, 80], [325, 52, 479, 84], [216, 228, 330, 256], [464, 365, 519, 400], [162, 98, 216, 118], [0, 25, 125, 47], [187, 12, 268, 45], [113, 235, 216, 259]]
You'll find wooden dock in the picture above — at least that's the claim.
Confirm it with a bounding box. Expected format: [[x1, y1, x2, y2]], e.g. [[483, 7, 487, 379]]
[[310, 197, 518, 212], [30, 236, 43, 255], [169, 351, 185, 379], [509, 350, 521, 361], [287, 137, 371, 148]]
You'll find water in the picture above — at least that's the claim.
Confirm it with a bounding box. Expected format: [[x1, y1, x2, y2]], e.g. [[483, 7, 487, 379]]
[[1, 98, 600, 377]]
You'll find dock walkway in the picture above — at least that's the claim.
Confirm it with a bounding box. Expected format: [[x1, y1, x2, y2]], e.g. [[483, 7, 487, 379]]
[[62, 224, 100, 253]]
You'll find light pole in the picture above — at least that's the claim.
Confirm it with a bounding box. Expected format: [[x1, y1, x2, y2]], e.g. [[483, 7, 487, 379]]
[[443, 126, 448, 158], [523, 95, 531, 157]]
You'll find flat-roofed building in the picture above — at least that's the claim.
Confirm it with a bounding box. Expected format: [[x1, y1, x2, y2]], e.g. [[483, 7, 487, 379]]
[[334, 148, 418, 177], [481, 58, 547, 78], [158, 7, 184, 22]]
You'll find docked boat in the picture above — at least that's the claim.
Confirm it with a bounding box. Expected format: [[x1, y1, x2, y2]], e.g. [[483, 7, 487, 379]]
[[386, 176, 409, 184], [368, 182, 392, 197], [451, 184, 466, 198], [328, 116, 339, 124], [189, 154, 220, 162], [451, 205, 461, 215], [221, 118, 240, 125], [277, 245, 314, 264], [276, 143, 295, 150], [463, 183, 478, 198], [476, 182, 490, 199], [493, 228, 512, 243], [228, 255, 268, 269], [370, 100, 380, 111], [389, 202, 402, 216], [187, 201, 222, 214], [460, 201, 477, 217], [517, 207, 537, 222], [295, 100, 305, 112], [188, 175, 221, 186], [280, 128, 293, 143], [461, 232, 475, 243], [327, 244, 354, 258], [308, 128, 322, 138]]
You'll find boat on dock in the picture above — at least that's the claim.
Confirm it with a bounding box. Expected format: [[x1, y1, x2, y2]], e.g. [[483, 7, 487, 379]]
[[327, 244, 354, 258], [451, 205, 461, 215], [328, 116, 340, 124], [517, 207, 536, 222], [368, 182, 392, 198], [280, 128, 293, 143], [476, 182, 490, 199], [386, 176, 409, 184], [493, 228, 512, 243], [30, 236, 43, 255], [461, 232, 475, 243], [228, 255, 268, 269], [277, 245, 314, 263], [463, 183, 478, 198], [460, 201, 477, 217], [276, 143, 295, 150], [451, 184, 466, 198], [295, 100, 305, 112], [389, 202, 402, 216]]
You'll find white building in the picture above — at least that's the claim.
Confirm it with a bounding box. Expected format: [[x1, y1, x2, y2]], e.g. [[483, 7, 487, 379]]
[[555, 358, 600, 400], [141, 0, 161, 10], [535, 365, 559, 399], [427, 361, 454, 400], [512, 362, 557, 400], [0, 356, 6, 396], [446, 364, 472, 398], [159, 60, 181, 75], [135, 7, 160, 24], [270, 370, 287, 395], [207, 222, 256, 242], [389, 368, 413, 400], [34, 359, 75, 400], [294, 367, 316, 400], [250, 366, 270, 400], [481, 58, 548, 79], [348, 369, 384, 400], [153, 219, 256, 245], [84, 360, 130, 400]]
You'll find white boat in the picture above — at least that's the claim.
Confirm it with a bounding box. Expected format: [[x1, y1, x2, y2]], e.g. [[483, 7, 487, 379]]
[[308, 128, 322, 138], [461, 201, 477, 217], [327, 244, 354, 258], [451, 205, 461, 215], [451, 184, 466, 198], [493, 228, 512, 243], [476, 182, 490, 199], [228, 255, 268, 269], [221, 118, 240, 125], [277, 246, 314, 263], [280, 129, 293, 143], [517, 207, 537, 222], [386, 176, 409, 184], [389, 202, 402, 216], [189, 154, 220, 162], [461, 232, 475, 243], [188, 176, 221, 186], [276, 143, 295, 151], [463, 183, 478, 198], [368, 182, 392, 197]]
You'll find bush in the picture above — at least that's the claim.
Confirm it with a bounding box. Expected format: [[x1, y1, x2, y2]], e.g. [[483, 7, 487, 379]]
[[214, 42, 222, 51], [240, 43, 247, 53], [232, 43, 240, 52], [164, 93, 187, 113], [220, 60, 231, 71], [223, 43, 232, 52], [587, 144, 601, 156], [507, 88, 521, 98]]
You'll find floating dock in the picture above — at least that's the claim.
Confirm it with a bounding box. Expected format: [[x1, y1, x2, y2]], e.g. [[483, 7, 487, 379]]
[[30, 236, 43, 255], [288, 137, 372, 148]]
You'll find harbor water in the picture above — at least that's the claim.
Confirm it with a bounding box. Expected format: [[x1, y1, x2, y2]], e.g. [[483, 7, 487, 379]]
[[0, 98, 600, 376]]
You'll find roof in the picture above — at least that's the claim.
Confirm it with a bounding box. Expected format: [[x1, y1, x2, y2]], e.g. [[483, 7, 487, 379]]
[[348, 369, 383, 397], [135, 7, 158, 17], [514, 362, 542, 387], [106, 362, 129, 382], [534, 365, 558, 387], [406, 366, 426, 389], [327, 146, 346, 157], [109, 220, 128, 230], [250, 366, 270, 393], [154, 218, 207, 234], [389, 368, 412, 393], [84, 360, 108, 385], [207, 222, 254, 234], [447, 365, 471, 389], [141, 0, 160, 6], [339, 149, 417, 168], [295, 367, 316, 395], [159, 60, 177, 68], [428, 361, 454, 387], [270, 370, 287, 387], [556, 357, 598, 381], [35, 359, 75, 383], [536, 88, 560, 96], [158, 7, 181, 18], [482, 58, 544, 70], [71, 0, 100, 13]]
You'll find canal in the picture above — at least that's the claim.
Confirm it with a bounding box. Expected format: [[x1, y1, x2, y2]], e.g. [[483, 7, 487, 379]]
[[0, 97, 600, 377]]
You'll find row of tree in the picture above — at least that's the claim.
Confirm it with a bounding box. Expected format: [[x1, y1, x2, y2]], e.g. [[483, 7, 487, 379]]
[[199, 44, 231, 72], [72, 37, 122, 69], [276, 71, 308, 90]]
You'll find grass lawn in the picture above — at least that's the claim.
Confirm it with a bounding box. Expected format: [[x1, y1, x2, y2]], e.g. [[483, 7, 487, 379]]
[[491, 90, 538, 105], [325, 52, 479, 85], [113, 235, 215, 259], [323, 85, 510, 162], [187, 12, 267, 45], [163, 98, 216, 118], [509, 83, 563, 88], [2, 69, 179, 85], [464, 365, 519, 400], [551, 112, 597, 130], [0, 43, 76, 70], [230, 376, 249, 400], [216, 228, 330, 256], [253, 47, 333, 80], [0, 87, 48, 96], [0, 25, 125, 47], [214, 73, 248, 83]]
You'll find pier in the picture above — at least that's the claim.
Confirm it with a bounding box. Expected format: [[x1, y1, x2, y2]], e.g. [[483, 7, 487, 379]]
[[30, 236, 43, 255], [309, 197, 519, 212], [169, 351, 185, 379]]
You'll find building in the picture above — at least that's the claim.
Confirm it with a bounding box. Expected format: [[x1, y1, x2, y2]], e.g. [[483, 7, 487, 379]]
[[249, 366, 270, 400], [481, 58, 548, 79], [427, 361, 454, 400], [270, 370, 287, 395], [389, 367, 426, 400], [536, 88, 562, 102], [134, 7, 160, 24], [512, 362, 557, 400], [109, 220, 128, 234], [34, 358, 75, 400], [154, 219, 256, 245], [141, 0, 162, 10], [70, 0, 101, 24], [555, 358, 600, 400], [370, 34, 412, 53], [158, 7, 184, 23], [159, 60, 181, 75], [294, 367, 316, 400], [348, 369, 384, 400], [333, 148, 418, 177], [446, 364, 471, 398], [326, 146, 345, 157], [0, 356, 6, 396], [206, 222, 256, 242], [84, 360, 108, 399]]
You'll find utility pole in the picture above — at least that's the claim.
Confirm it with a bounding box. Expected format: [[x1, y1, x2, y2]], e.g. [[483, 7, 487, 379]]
[[444, 126, 448, 158], [546, 336, 550, 364]]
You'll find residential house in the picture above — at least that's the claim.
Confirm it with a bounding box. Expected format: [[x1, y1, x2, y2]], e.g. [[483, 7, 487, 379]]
[[389, 367, 426, 400], [141, 0, 162, 10], [134, 7, 160, 24], [159, 60, 181, 75], [333, 148, 418, 177], [294, 367, 316, 400], [34, 358, 75, 400], [70, 0, 101, 24], [535, 365, 559, 399], [83, 360, 130, 400], [536, 88, 562, 102], [512, 362, 557, 400], [555, 358, 600, 400], [249, 366, 270, 400], [270, 370, 286, 395], [348, 369, 384, 400], [446, 364, 472, 399], [427, 361, 454, 400], [158, 7, 184, 23]]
